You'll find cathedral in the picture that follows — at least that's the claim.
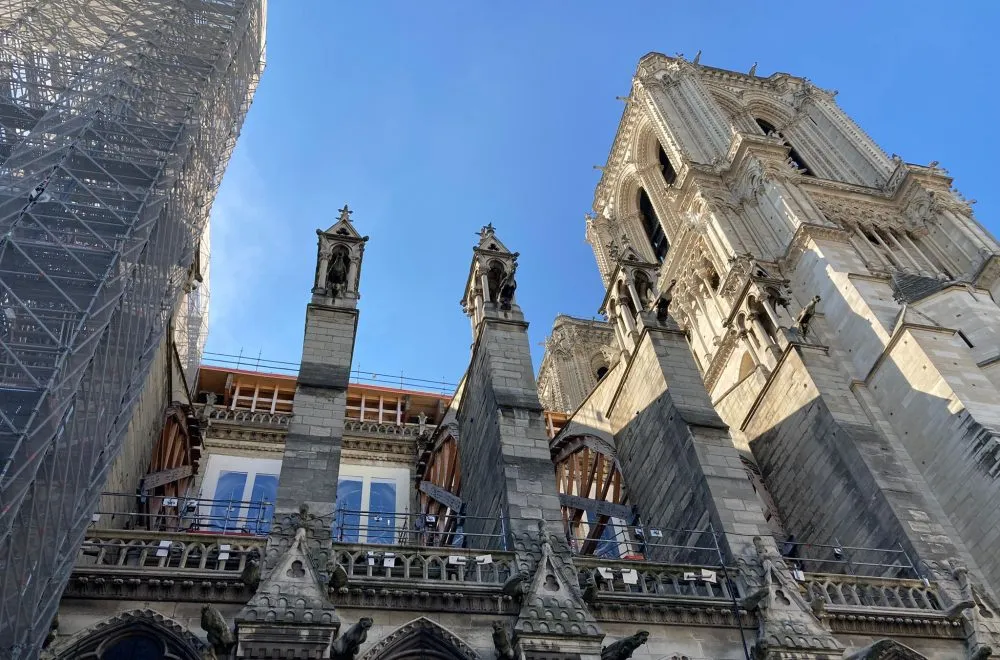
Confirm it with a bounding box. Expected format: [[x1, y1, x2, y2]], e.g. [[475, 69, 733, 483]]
[[44, 52, 1000, 660]]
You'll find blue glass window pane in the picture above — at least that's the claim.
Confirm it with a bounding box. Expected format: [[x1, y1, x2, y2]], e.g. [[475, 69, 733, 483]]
[[591, 514, 620, 559], [367, 480, 397, 545], [333, 479, 363, 542], [247, 474, 278, 535], [211, 472, 247, 531]]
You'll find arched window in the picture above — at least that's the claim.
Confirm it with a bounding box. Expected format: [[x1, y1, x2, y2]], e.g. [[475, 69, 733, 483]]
[[756, 118, 813, 177], [103, 635, 164, 660], [638, 188, 669, 263], [591, 353, 610, 382], [657, 142, 677, 185], [486, 261, 505, 303]]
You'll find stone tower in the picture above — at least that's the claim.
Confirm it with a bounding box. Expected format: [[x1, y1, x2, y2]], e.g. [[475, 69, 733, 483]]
[[563, 51, 1000, 656], [236, 206, 367, 658]]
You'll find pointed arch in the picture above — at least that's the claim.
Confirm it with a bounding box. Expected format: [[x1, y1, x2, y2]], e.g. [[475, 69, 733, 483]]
[[844, 639, 928, 659], [49, 609, 205, 660], [359, 617, 481, 660]]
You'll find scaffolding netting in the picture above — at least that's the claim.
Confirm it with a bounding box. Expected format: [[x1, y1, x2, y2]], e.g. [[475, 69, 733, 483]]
[[0, 1, 265, 655]]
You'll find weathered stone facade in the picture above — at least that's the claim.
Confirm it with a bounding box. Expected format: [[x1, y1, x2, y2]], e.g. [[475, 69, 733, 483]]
[[48, 54, 1000, 660]]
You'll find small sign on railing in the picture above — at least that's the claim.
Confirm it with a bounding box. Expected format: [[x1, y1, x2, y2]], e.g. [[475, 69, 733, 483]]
[[219, 544, 231, 561], [156, 540, 172, 558], [621, 568, 638, 584], [383, 552, 396, 568], [448, 556, 466, 565], [476, 554, 493, 565], [683, 569, 717, 584]]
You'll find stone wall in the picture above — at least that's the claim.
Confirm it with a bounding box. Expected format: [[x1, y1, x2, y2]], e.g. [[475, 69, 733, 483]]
[[458, 318, 563, 548], [275, 303, 357, 517], [609, 328, 768, 562]]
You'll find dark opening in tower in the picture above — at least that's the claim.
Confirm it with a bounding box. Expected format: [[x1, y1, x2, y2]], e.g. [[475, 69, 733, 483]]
[[638, 187, 669, 263], [756, 118, 814, 176]]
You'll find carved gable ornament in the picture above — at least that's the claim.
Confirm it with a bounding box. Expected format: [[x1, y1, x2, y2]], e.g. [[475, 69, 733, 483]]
[[843, 639, 928, 659], [360, 617, 481, 660]]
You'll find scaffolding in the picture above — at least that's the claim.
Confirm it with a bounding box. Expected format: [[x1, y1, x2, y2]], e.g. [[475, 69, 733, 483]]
[[0, 1, 265, 655]]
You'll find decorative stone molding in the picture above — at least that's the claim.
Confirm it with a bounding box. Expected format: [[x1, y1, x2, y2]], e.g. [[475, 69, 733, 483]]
[[359, 617, 482, 660], [44, 609, 207, 660]]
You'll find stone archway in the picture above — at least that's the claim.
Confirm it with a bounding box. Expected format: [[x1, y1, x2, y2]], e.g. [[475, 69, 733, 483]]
[[360, 617, 480, 660], [46, 609, 205, 660]]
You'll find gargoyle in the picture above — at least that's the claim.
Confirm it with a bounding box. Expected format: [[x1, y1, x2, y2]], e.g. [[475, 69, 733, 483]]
[[327, 561, 349, 591], [501, 570, 531, 600], [492, 621, 516, 660], [601, 630, 649, 660], [200, 605, 235, 656], [241, 549, 260, 589], [331, 617, 373, 660]]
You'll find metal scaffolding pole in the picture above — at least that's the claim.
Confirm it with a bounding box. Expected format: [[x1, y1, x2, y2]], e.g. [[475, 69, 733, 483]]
[[0, 1, 265, 655]]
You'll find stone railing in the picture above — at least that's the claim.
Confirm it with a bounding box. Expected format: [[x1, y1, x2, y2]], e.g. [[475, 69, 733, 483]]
[[68, 530, 265, 603], [342, 419, 424, 439], [77, 530, 264, 575], [205, 407, 292, 429], [802, 573, 942, 612], [574, 556, 739, 601], [332, 543, 516, 586]]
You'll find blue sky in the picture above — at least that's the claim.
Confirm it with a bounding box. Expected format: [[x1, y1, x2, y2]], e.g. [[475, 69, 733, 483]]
[[205, 1, 999, 387]]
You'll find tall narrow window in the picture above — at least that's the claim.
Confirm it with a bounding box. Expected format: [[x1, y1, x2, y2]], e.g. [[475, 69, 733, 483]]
[[333, 478, 363, 542], [368, 479, 397, 545], [657, 143, 677, 185], [638, 188, 669, 263], [756, 118, 813, 176], [211, 471, 247, 531], [246, 474, 278, 535]]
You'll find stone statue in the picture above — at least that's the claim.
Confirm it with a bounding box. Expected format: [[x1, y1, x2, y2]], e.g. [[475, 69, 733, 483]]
[[491, 621, 516, 660], [579, 569, 599, 603], [501, 570, 531, 599], [327, 560, 349, 591], [795, 295, 821, 336], [331, 617, 373, 660], [498, 262, 517, 311], [241, 549, 260, 590], [655, 279, 677, 323], [601, 630, 649, 660], [326, 249, 349, 298], [200, 604, 235, 656]]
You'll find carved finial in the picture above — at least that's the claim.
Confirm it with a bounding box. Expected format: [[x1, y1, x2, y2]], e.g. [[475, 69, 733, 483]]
[[337, 204, 353, 223], [692, 49, 702, 65], [479, 222, 496, 239], [748, 62, 758, 76]]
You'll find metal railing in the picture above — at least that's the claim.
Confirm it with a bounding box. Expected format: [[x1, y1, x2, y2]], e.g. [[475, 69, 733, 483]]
[[204, 407, 292, 428], [561, 519, 722, 567], [778, 540, 919, 579], [332, 509, 507, 549], [90, 493, 274, 536]]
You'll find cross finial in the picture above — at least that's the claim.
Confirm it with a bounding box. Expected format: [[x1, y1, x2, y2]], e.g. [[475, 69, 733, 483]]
[[337, 204, 353, 223], [479, 222, 495, 238]]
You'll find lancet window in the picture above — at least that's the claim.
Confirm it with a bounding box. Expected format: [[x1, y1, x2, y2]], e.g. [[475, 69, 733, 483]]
[[638, 187, 669, 263], [756, 118, 814, 177], [850, 222, 952, 279]]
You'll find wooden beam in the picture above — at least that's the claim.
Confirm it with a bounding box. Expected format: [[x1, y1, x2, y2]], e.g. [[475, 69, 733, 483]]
[[419, 481, 462, 512], [142, 465, 193, 491], [558, 493, 634, 520]]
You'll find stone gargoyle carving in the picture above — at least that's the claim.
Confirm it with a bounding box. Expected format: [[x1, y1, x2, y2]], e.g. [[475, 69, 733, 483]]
[[241, 549, 260, 590], [492, 621, 516, 660], [501, 570, 532, 600], [795, 295, 821, 337], [331, 617, 373, 660], [601, 630, 649, 660], [327, 560, 349, 591], [200, 605, 235, 658]]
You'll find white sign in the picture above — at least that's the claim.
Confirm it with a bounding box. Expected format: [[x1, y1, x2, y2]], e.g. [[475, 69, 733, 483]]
[[649, 528, 663, 538], [701, 569, 717, 584], [448, 556, 467, 565], [597, 567, 615, 580], [162, 497, 178, 507], [156, 540, 172, 558], [219, 544, 232, 561], [476, 554, 493, 565], [621, 568, 639, 584]]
